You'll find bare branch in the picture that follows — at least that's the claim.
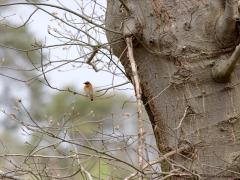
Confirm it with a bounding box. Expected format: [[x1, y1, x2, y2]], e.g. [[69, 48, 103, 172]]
[[212, 43, 240, 82], [215, 0, 239, 46], [174, 106, 190, 130], [86, 46, 100, 72], [119, 0, 130, 14], [124, 146, 191, 180], [0, 2, 122, 34], [0, 171, 23, 180], [126, 36, 145, 179], [96, 81, 130, 92]]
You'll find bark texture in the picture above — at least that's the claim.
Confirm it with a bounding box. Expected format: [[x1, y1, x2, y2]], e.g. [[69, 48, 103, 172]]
[[106, 0, 240, 179]]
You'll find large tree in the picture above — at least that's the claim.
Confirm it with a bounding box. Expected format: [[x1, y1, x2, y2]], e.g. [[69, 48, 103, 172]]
[[2, 0, 240, 179], [106, 0, 240, 179]]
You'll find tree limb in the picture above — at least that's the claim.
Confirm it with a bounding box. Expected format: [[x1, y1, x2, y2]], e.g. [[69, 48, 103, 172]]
[[124, 146, 191, 180], [215, 0, 239, 46], [119, 0, 130, 14], [212, 43, 240, 82], [126, 36, 145, 180]]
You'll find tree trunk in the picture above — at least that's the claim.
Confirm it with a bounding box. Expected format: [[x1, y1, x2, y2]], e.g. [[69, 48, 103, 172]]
[[106, 0, 240, 179]]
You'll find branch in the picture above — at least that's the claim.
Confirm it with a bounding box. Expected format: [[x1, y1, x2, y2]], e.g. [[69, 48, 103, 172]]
[[0, 2, 121, 34], [86, 46, 100, 72], [0, 171, 23, 180], [126, 36, 145, 180], [16, 8, 39, 29], [119, 0, 130, 14], [215, 0, 239, 46], [212, 43, 240, 82], [96, 81, 130, 92], [174, 106, 190, 130], [124, 146, 190, 180], [18, 103, 143, 174]]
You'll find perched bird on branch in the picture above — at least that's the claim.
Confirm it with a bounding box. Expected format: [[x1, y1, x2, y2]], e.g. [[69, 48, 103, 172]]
[[83, 81, 94, 101]]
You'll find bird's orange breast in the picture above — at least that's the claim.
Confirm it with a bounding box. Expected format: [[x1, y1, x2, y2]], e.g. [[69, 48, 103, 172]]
[[84, 84, 93, 93]]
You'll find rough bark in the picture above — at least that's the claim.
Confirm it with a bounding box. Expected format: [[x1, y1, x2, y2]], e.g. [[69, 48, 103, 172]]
[[106, 0, 240, 179]]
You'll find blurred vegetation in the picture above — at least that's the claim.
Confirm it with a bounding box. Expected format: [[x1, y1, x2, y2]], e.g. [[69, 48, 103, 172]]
[[43, 90, 135, 179], [0, 25, 44, 127], [0, 83, 136, 179], [0, 9, 135, 179], [46, 89, 124, 134], [0, 2, 154, 179]]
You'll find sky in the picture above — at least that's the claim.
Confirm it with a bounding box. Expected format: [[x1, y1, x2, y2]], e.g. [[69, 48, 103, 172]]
[[0, 1, 159, 169], [4, 0, 134, 96], [0, 0, 135, 137]]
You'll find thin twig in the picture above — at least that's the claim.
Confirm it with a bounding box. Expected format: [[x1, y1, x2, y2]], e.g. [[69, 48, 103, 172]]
[[119, 0, 130, 14], [96, 81, 130, 92], [124, 146, 190, 180], [86, 46, 99, 72], [17, 101, 143, 174], [0, 2, 122, 34], [144, 84, 171, 106], [0, 171, 24, 180], [126, 36, 145, 180], [174, 106, 190, 130]]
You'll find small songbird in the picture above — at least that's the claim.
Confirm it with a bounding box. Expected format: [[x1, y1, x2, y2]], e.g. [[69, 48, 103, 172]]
[[83, 81, 94, 101]]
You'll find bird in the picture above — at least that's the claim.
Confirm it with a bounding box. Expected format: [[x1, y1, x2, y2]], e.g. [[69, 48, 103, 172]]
[[83, 81, 94, 101]]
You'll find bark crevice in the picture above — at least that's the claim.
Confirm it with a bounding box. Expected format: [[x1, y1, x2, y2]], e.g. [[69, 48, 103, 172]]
[[106, 0, 240, 178]]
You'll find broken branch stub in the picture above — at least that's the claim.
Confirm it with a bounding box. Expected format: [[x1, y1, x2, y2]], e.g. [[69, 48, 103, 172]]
[[123, 17, 141, 37], [212, 44, 240, 83], [212, 0, 240, 83]]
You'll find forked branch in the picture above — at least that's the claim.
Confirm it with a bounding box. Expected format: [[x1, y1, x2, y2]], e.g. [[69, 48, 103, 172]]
[[124, 145, 192, 180]]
